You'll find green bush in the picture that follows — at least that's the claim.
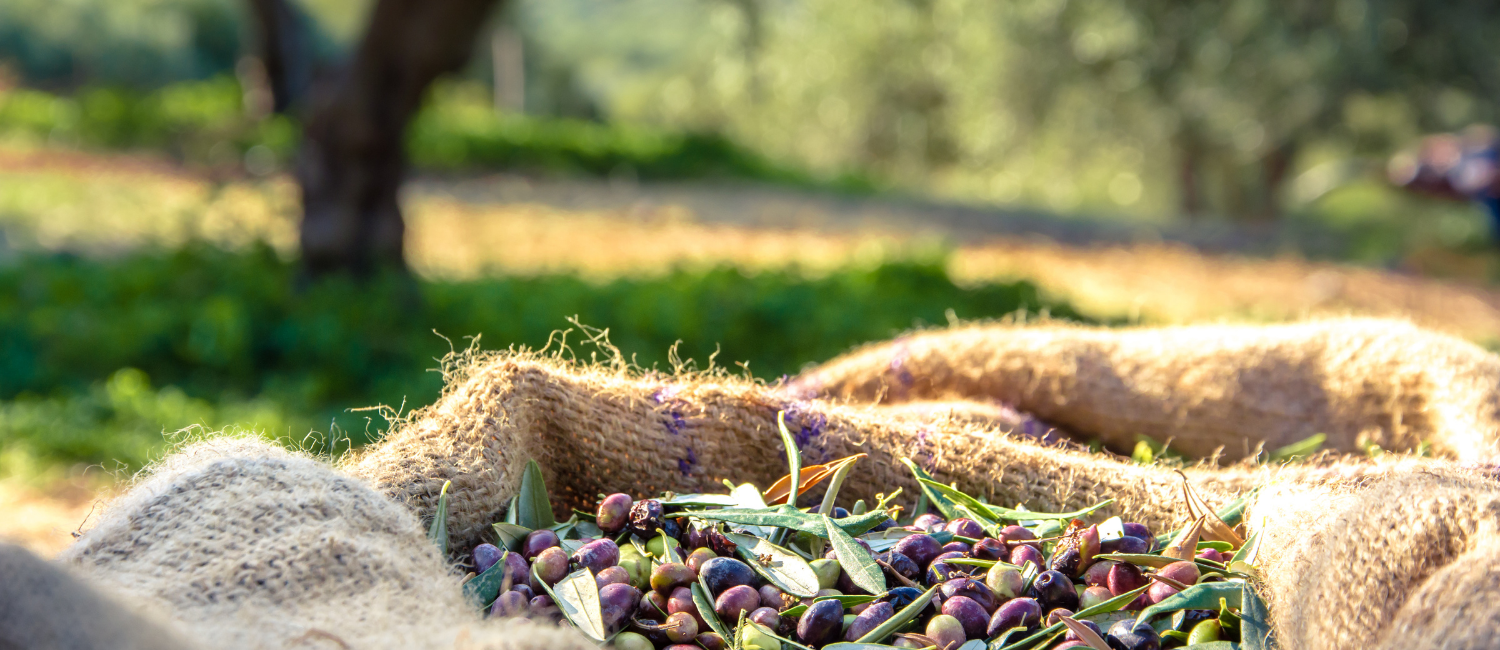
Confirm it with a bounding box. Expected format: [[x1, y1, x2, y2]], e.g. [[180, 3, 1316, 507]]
[[0, 243, 1085, 471]]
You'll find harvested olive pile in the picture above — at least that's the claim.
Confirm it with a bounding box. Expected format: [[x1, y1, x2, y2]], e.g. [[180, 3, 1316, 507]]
[[446, 417, 1272, 650]]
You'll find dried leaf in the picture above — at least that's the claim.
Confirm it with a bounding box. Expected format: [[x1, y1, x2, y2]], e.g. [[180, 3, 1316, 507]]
[[763, 454, 867, 505], [1162, 515, 1205, 562], [1178, 471, 1244, 549]]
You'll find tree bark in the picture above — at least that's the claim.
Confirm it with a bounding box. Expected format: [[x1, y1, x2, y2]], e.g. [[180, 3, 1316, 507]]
[[296, 0, 505, 278], [244, 0, 314, 114]]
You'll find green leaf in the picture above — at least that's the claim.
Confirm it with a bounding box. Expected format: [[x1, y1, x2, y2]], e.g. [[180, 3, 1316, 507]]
[[461, 550, 508, 608], [659, 493, 743, 507], [1240, 582, 1276, 650], [1180, 643, 1241, 650], [1232, 530, 1263, 565], [503, 495, 520, 525], [780, 594, 882, 618], [853, 584, 941, 644], [778, 411, 803, 508], [1197, 541, 1234, 552], [573, 521, 603, 539], [956, 642, 988, 650], [692, 580, 731, 639], [1268, 433, 1325, 463], [823, 514, 887, 595], [914, 478, 1000, 524], [900, 458, 962, 521], [491, 522, 532, 552], [725, 532, 821, 597], [534, 567, 606, 642], [1136, 582, 1244, 623], [428, 480, 451, 555], [515, 460, 556, 530], [687, 506, 891, 538]]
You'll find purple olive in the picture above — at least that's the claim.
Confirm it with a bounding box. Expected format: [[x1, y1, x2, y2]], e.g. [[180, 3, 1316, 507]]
[[845, 601, 894, 641], [533, 547, 570, 585], [1027, 570, 1079, 612], [529, 594, 557, 620], [639, 590, 670, 621], [597, 493, 633, 534], [941, 577, 998, 613], [926, 551, 974, 585], [490, 590, 529, 618], [686, 547, 718, 573], [1065, 618, 1102, 642], [1122, 522, 1153, 542], [972, 537, 1008, 561], [881, 586, 925, 611], [1081, 586, 1113, 610], [695, 632, 727, 650], [1196, 548, 1226, 563], [571, 539, 619, 574], [942, 595, 989, 639], [651, 563, 698, 595], [1046, 608, 1075, 626], [749, 607, 783, 633], [700, 557, 757, 596], [502, 551, 529, 588], [473, 543, 503, 574], [663, 612, 699, 643], [628, 499, 666, 537], [715, 585, 760, 622], [600, 583, 643, 631], [914, 513, 946, 532], [597, 565, 631, 588], [940, 541, 972, 555], [667, 586, 704, 628], [1108, 562, 1148, 596], [1107, 618, 1161, 650], [878, 551, 920, 582], [998, 525, 1038, 546], [797, 599, 844, 646], [1102, 535, 1150, 555], [510, 584, 534, 601], [1010, 545, 1044, 571], [893, 534, 942, 568], [1146, 580, 1179, 605], [522, 529, 560, 560], [1083, 560, 1115, 588], [987, 597, 1042, 636], [946, 518, 985, 539], [759, 584, 791, 610]]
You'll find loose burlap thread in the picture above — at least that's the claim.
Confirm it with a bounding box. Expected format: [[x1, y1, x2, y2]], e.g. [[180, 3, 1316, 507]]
[[788, 318, 1500, 462], [15, 318, 1500, 650]]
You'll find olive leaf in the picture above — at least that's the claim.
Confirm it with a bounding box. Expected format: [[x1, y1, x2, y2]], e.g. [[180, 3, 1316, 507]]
[[503, 495, 520, 525], [776, 411, 803, 508], [997, 585, 1150, 650], [687, 506, 891, 538], [725, 532, 821, 597], [1240, 582, 1277, 650], [515, 460, 555, 530], [491, 522, 532, 552], [1058, 615, 1112, 650], [534, 567, 606, 643], [1268, 432, 1326, 463], [691, 580, 731, 639], [852, 584, 941, 644], [914, 478, 999, 525], [659, 493, 743, 507], [955, 642, 988, 650], [1177, 471, 1244, 548], [901, 458, 963, 521], [461, 550, 508, 609], [1161, 516, 1206, 561], [822, 514, 887, 595], [1157, 489, 1257, 549], [1232, 530, 1263, 565], [428, 480, 452, 554], [1097, 516, 1126, 542], [1135, 582, 1244, 624]]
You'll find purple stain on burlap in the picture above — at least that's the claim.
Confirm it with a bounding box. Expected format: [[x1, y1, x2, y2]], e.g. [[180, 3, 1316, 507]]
[[914, 427, 937, 473], [780, 402, 832, 464], [887, 341, 914, 399], [679, 448, 698, 476]]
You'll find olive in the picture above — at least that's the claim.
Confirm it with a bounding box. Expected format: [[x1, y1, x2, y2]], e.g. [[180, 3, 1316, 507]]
[[1106, 618, 1160, 650], [1010, 545, 1044, 571], [472, 543, 503, 575], [739, 623, 782, 650], [985, 563, 1025, 599], [881, 586, 925, 611], [1064, 618, 1103, 641], [759, 584, 790, 610], [522, 529, 560, 560], [509, 584, 534, 601], [749, 607, 783, 633], [844, 601, 894, 641], [613, 631, 653, 650], [1046, 608, 1074, 625], [941, 577, 998, 612], [686, 547, 718, 573], [715, 585, 761, 622], [893, 534, 942, 568], [667, 586, 704, 628], [700, 557, 758, 596], [596, 565, 631, 588], [877, 551, 920, 582], [1188, 619, 1222, 644], [1107, 562, 1148, 597], [628, 499, 666, 537], [925, 614, 967, 650], [600, 583, 642, 631], [1026, 570, 1079, 612], [570, 539, 620, 575], [940, 541, 971, 555], [1081, 585, 1113, 609], [796, 599, 844, 646], [971, 537, 1008, 561], [998, 525, 1038, 546], [809, 558, 842, 590], [651, 563, 697, 595], [1083, 560, 1115, 588], [1122, 522, 1153, 541], [663, 611, 699, 643], [695, 632, 727, 650], [532, 547, 570, 585], [490, 590, 528, 618], [987, 597, 1041, 637], [638, 590, 670, 621], [528, 595, 557, 621], [1101, 535, 1150, 555], [1196, 548, 1227, 563], [941, 595, 989, 639], [501, 552, 530, 588], [596, 493, 633, 534], [946, 518, 985, 539], [913, 513, 946, 532]]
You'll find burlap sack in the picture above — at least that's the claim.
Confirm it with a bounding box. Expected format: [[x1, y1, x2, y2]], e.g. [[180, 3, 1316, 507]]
[[787, 318, 1500, 462], [43, 436, 597, 650]]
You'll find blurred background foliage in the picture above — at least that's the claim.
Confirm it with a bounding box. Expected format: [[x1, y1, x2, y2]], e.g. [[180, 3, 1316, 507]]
[[4, 0, 1500, 478]]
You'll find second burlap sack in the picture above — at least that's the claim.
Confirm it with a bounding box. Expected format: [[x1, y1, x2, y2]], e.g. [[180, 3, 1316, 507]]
[[787, 317, 1500, 462]]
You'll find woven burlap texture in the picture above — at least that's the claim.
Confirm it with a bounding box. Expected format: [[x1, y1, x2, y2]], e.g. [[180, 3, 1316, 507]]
[[788, 317, 1500, 462], [51, 436, 598, 650]]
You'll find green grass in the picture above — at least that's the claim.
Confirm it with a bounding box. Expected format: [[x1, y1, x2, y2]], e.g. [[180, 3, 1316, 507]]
[[0, 242, 1086, 476]]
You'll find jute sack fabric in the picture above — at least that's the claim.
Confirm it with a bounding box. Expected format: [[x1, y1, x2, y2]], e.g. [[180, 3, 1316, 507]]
[[786, 318, 1500, 462], [343, 352, 1273, 552], [46, 436, 598, 650]]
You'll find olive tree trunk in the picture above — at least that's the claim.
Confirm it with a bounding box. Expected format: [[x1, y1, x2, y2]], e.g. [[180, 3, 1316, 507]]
[[295, 0, 504, 277]]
